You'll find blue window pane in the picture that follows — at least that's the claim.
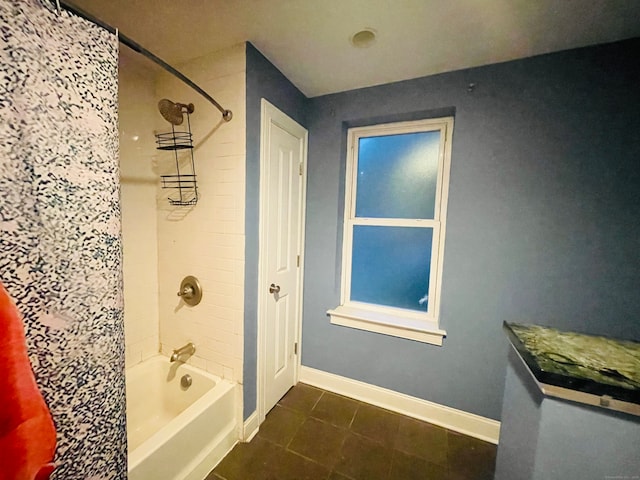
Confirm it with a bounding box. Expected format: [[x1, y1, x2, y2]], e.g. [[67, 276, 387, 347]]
[[351, 226, 433, 311], [356, 131, 440, 219]]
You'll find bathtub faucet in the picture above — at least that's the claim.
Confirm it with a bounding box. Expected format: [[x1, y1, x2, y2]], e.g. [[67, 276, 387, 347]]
[[170, 342, 196, 362]]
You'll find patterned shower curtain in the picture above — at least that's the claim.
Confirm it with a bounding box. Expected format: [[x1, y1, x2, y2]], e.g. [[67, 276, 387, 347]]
[[0, 0, 125, 478]]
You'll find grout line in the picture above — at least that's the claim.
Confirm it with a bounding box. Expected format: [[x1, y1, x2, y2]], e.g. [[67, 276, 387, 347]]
[[282, 446, 334, 471], [386, 448, 397, 480], [311, 389, 324, 411], [347, 402, 360, 430]]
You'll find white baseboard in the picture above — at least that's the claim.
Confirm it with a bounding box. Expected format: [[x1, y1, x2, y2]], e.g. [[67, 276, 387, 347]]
[[299, 366, 500, 444], [242, 411, 260, 442]]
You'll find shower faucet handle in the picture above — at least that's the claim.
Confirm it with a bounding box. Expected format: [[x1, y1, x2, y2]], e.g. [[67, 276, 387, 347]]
[[178, 285, 195, 298], [177, 276, 203, 306]]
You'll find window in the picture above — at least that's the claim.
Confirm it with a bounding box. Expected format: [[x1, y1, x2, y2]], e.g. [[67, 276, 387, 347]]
[[328, 117, 453, 345]]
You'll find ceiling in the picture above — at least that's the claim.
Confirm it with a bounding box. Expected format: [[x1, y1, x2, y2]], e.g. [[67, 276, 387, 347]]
[[70, 0, 640, 98]]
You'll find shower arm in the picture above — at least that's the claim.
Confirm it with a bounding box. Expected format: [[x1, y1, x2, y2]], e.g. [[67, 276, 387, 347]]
[[58, 1, 233, 122]]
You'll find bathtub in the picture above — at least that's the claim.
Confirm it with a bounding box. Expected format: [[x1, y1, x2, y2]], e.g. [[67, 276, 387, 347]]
[[126, 355, 238, 480]]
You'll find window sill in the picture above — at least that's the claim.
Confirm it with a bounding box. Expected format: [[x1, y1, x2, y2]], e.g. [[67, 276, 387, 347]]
[[327, 305, 446, 346]]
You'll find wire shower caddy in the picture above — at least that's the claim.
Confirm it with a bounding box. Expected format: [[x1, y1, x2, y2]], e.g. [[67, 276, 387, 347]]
[[155, 112, 198, 206]]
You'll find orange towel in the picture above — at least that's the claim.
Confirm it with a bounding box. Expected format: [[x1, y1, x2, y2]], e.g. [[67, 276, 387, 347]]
[[0, 282, 56, 480]]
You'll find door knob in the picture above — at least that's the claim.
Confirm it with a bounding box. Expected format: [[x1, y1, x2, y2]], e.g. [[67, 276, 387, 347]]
[[269, 284, 281, 294]]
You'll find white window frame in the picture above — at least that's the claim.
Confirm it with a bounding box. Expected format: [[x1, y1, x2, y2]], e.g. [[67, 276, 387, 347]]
[[328, 117, 453, 345]]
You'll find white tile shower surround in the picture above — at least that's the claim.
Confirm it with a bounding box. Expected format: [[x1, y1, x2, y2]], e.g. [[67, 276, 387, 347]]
[[155, 44, 247, 384], [119, 58, 162, 368], [119, 44, 247, 382]]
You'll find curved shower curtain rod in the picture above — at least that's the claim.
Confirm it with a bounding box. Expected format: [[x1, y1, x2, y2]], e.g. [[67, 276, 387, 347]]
[[58, 1, 233, 122]]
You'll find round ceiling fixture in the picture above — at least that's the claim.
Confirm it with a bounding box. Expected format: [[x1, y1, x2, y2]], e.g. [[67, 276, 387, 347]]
[[350, 28, 377, 48]]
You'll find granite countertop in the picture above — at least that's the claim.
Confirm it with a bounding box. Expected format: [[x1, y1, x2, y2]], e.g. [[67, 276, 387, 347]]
[[503, 322, 640, 409]]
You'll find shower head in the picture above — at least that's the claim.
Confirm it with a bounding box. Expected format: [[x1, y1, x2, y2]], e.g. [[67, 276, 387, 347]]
[[158, 99, 195, 125]]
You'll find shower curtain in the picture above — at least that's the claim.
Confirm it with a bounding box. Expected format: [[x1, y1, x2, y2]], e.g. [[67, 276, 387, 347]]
[[0, 0, 125, 478]]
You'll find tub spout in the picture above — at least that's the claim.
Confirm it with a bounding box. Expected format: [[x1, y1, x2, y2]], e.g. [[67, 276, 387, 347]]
[[170, 342, 196, 362]]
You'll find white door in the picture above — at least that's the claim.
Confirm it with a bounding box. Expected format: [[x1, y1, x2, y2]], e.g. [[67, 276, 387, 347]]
[[259, 100, 307, 420]]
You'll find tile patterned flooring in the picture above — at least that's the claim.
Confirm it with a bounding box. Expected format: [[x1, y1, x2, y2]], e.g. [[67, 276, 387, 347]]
[[208, 383, 497, 480]]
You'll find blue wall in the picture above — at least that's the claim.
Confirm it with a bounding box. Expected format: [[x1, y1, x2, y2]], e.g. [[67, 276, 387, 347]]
[[302, 38, 640, 421], [244, 43, 307, 419], [244, 39, 640, 422]]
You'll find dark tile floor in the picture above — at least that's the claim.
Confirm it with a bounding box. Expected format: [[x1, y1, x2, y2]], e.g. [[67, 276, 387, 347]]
[[208, 383, 496, 480]]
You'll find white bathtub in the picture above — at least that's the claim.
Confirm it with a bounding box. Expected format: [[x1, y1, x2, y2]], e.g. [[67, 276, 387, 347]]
[[126, 355, 238, 480]]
